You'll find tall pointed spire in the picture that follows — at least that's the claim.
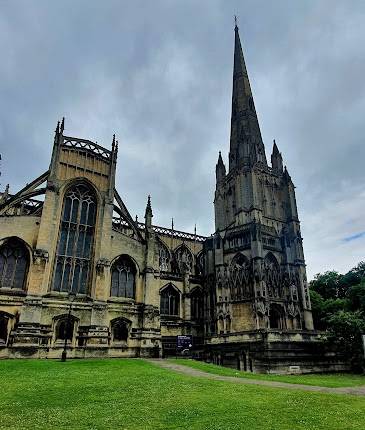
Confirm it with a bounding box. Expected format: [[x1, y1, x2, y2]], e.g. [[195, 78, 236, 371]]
[[216, 151, 226, 183], [271, 139, 283, 173], [229, 23, 267, 170]]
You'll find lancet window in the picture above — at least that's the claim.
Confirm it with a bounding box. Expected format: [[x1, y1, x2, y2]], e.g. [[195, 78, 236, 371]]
[[0, 238, 29, 290], [53, 184, 96, 294], [110, 255, 136, 298], [160, 284, 180, 316]]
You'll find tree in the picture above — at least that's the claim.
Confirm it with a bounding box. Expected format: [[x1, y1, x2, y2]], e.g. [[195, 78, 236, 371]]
[[325, 311, 365, 372], [310, 271, 343, 300], [347, 281, 365, 314]]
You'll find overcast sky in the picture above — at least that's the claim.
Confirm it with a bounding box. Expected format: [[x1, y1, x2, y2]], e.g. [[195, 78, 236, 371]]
[[1, 0, 365, 279]]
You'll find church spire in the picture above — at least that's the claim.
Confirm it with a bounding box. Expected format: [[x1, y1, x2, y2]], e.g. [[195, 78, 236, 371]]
[[216, 151, 226, 183], [229, 23, 267, 170]]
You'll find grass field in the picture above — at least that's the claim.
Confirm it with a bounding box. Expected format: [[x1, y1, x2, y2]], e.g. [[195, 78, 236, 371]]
[[171, 359, 365, 388], [1, 359, 365, 430]]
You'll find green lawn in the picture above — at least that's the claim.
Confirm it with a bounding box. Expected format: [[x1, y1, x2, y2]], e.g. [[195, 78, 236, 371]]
[[0, 359, 364, 430], [171, 359, 365, 388]]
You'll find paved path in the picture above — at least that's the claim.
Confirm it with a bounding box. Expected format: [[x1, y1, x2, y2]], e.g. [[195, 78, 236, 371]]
[[148, 359, 365, 396]]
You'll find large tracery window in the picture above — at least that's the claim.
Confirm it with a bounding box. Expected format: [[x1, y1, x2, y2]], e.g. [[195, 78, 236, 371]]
[[110, 255, 136, 298], [53, 184, 96, 294], [160, 284, 180, 316], [229, 253, 251, 300], [0, 238, 29, 290]]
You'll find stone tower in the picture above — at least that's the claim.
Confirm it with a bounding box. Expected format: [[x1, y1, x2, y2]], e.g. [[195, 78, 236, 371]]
[[204, 24, 317, 372]]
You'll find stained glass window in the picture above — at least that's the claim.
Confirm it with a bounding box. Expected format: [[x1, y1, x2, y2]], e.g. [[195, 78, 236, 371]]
[[53, 184, 96, 294]]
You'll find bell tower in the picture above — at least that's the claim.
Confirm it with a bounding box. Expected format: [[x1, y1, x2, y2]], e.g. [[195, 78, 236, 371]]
[[209, 22, 313, 350]]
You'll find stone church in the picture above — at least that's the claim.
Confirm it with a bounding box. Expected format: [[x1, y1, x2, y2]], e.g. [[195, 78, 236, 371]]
[[0, 25, 346, 372]]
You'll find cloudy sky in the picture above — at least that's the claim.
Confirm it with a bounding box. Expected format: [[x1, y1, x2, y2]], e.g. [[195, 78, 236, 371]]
[[1, 0, 365, 279]]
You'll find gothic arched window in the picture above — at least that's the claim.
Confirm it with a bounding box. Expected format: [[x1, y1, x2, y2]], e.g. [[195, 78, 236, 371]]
[[110, 255, 136, 298], [160, 284, 180, 316], [191, 288, 204, 320], [53, 184, 96, 294], [229, 253, 251, 300], [0, 238, 29, 290], [174, 245, 193, 274], [158, 241, 170, 272]]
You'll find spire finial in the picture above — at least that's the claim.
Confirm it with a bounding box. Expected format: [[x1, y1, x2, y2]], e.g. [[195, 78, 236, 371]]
[[145, 194, 152, 216], [112, 134, 116, 151], [55, 121, 60, 134], [60, 117, 65, 134], [234, 15, 238, 29], [273, 139, 279, 154], [171, 217, 174, 231]]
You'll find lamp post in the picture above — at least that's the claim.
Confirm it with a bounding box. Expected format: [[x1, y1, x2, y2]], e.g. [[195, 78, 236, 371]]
[[61, 291, 76, 362]]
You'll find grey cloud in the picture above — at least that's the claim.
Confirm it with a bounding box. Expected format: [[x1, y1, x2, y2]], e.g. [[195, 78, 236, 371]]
[[1, 0, 364, 278]]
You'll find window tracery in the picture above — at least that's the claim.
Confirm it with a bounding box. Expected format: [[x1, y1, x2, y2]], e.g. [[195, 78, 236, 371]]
[[0, 238, 29, 290], [229, 253, 251, 300], [264, 253, 281, 298], [53, 184, 96, 294], [110, 255, 136, 298], [160, 284, 180, 316], [158, 241, 170, 272], [174, 245, 193, 274]]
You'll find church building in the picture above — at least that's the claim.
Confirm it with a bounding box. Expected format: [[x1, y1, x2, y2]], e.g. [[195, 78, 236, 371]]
[[0, 25, 347, 373]]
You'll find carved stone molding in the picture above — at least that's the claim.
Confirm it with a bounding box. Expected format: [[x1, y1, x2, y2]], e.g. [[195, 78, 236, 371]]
[[33, 249, 49, 265], [96, 258, 110, 275]]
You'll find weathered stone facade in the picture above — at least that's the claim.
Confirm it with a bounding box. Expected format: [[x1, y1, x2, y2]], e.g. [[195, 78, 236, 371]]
[[0, 26, 347, 372]]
